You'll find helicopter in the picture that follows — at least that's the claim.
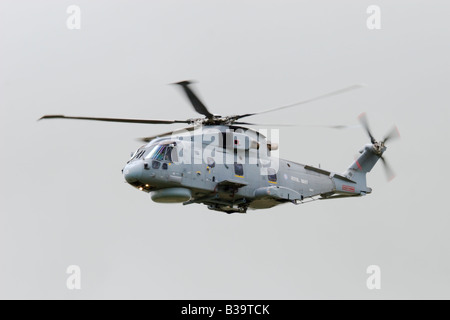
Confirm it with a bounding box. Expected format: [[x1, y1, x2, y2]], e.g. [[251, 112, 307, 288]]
[[39, 81, 399, 214]]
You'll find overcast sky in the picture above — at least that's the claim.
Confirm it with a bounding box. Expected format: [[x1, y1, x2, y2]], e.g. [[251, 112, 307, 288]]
[[1, 0, 449, 299]]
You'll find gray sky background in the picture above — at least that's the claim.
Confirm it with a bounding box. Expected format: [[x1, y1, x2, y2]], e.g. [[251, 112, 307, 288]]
[[1, 0, 449, 299]]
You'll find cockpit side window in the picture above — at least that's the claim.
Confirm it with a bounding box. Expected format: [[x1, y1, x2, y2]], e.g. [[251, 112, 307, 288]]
[[145, 144, 177, 162], [145, 145, 167, 161], [164, 147, 172, 161]]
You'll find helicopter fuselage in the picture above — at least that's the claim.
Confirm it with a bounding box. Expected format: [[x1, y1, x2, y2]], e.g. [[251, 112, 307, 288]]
[[122, 125, 372, 213]]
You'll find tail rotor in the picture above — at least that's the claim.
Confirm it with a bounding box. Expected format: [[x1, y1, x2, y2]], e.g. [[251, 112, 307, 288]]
[[357, 113, 400, 181]]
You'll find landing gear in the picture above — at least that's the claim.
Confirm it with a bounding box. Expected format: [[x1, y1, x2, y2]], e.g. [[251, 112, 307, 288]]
[[207, 204, 248, 214], [292, 195, 304, 205]]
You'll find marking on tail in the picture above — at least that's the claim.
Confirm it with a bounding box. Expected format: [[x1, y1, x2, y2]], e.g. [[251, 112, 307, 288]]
[[342, 185, 356, 192], [356, 160, 363, 171]]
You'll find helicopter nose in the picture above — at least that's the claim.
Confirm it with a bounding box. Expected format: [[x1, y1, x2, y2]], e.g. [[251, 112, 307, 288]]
[[123, 162, 143, 183]]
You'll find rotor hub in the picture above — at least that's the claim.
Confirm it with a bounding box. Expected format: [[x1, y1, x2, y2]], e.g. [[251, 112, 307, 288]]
[[186, 115, 241, 126], [372, 141, 385, 155]]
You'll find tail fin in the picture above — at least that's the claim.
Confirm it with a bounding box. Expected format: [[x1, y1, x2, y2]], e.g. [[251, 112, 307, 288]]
[[342, 143, 384, 193], [330, 113, 399, 198]]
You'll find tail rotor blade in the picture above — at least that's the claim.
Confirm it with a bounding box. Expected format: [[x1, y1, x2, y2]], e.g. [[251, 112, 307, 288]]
[[382, 126, 401, 144], [358, 112, 376, 144], [380, 156, 396, 181]]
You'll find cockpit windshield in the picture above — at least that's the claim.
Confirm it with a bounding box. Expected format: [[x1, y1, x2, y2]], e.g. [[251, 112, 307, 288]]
[[128, 145, 146, 163]]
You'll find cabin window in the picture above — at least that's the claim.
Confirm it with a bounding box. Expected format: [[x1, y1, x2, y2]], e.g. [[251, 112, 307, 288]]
[[234, 162, 244, 177], [267, 168, 277, 182]]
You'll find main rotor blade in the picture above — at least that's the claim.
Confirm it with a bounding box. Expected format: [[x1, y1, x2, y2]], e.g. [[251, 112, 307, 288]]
[[233, 121, 297, 126], [380, 156, 396, 181], [236, 84, 364, 120], [358, 112, 376, 144], [138, 126, 197, 143], [382, 126, 401, 144], [173, 81, 214, 119], [233, 121, 360, 129], [39, 115, 190, 125]]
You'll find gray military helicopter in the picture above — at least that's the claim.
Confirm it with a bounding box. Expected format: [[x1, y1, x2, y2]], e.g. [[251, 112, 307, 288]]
[[40, 81, 399, 213]]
